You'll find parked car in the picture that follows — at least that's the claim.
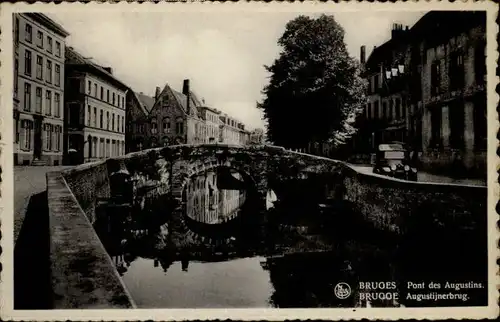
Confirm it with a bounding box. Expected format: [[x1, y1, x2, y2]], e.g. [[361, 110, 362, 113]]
[[372, 142, 417, 181]]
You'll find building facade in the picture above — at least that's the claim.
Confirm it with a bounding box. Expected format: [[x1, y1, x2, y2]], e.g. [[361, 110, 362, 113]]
[[354, 11, 486, 176], [64, 47, 128, 164], [416, 12, 486, 175], [219, 113, 250, 145], [198, 106, 221, 144], [249, 128, 265, 145], [13, 13, 69, 165], [125, 91, 152, 153]]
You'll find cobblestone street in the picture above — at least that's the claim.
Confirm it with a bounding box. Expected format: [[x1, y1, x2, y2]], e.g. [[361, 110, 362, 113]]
[[14, 166, 71, 244]]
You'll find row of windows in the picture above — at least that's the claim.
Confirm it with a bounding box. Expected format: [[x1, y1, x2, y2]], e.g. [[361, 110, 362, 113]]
[[24, 50, 61, 86], [18, 19, 62, 58], [23, 83, 61, 117], [87, 136, 125, 159], [151, 117, 184, 135], [19, 120, 61, 151], [429, 100, 487, 150], [365, 98, 406, 122], [86, 105, 125, 133], [87, 80, 125, 109]]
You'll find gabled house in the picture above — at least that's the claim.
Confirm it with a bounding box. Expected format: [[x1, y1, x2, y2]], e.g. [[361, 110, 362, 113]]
[[147, 79, 205, 147]]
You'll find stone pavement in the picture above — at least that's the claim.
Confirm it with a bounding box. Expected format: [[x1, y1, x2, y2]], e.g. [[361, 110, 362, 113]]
[[348, 164, 486, 187], [14, 166, 71, 244]]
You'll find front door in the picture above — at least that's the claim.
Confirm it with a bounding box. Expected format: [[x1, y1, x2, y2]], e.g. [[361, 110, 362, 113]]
[[33, 116, 42, 159]]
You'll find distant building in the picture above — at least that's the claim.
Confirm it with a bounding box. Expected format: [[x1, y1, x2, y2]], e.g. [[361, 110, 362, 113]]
[[198, 106, 221, 144], [125, 91, 153, 152], [13, 13, 69, 165], [64, 47, 129, 164], [219, 113, 250, 145]]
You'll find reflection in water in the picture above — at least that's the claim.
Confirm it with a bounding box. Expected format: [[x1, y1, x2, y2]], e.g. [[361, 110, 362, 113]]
[[95, 167, 486, 309], [185, 170, 246, 224]]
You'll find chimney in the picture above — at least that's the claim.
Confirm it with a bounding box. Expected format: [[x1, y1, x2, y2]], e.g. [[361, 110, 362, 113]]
[[103, 67, 113, 74], [360, 45, 366, 65], [182, 79, 191, 114], [155, 86, 161, 101]]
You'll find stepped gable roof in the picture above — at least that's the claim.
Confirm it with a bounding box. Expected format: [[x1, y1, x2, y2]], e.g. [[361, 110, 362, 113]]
[[65, 46, 129, 90]]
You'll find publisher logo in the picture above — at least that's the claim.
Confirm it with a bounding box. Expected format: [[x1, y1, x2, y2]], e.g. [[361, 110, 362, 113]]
[[334, 282, 351, 299]]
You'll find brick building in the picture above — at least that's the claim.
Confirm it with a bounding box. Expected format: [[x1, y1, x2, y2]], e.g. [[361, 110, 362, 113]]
[[64, 47, 129, 164], [146, 79, 205, 147], [13, 13, 69, 165]]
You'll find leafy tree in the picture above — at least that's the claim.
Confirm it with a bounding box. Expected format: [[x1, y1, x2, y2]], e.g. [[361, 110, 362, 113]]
[[258, 14, 366, 149]]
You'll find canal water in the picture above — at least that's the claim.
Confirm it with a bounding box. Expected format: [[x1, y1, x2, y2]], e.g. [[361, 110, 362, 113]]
[[94, 168, 487, 308]]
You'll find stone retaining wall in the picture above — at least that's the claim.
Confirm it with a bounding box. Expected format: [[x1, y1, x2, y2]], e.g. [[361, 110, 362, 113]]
[[46, 171, 135, 309]]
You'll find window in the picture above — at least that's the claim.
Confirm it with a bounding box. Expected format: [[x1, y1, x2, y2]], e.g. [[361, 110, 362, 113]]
[[55, 126, 61, 151], [112, 113, 115, 131], [402, 98, 407, 120], [100, 110, 103, 128], [107, 90, 110, 102], [151, 118, 158, 134], [430, 107, 442, 148], [473, 98, 487, 151], [21, 120, 33, 150], [374, 74, 379, 91], [117, 116, 120, 133], [88, 105, 91, 125], [25, 24, 32, 42], [366, 103, 371, 119], [112, 93, 116, 105], [374, 101, 379, 119], [163, 117, 171, 133], [388, 100, 393, 121], [117, 95, 120, 108], [47, 36, 53, 53], [24, 50, 32, 76], [35, 87, 42, 113], [449, 51, 464, 91], [88, 81, 91, 94], [449, 102, 464, 149], [44, 124, 52, 150], [382, 101, 387, 120], [93, 137, 97, 158], [100, 87, 104, 100], [45, 91, 52, 115], [24, 83, 31, 111], [54, 93, 60, 117], [37, 31, 43, 48], [395, 98, 401, 120], [94, 84, 97, 97], [94, 108, 97, 127], [36, 55, 43, 79], [55, 64, 60, 86], [121, 116, 124, 132], [475, 41, 486, 85], [46, 60, 52, 83], [122, 97, 125, 108], [106, 111, 110, 130], [14, 59, 19, 97], [15, 17, 19, 43], [106, 139, 110, 157], [56, 41, 61, 57], [68, 103, 81, 128], [100, 138, 105, 158], [176, 117, 184, 135], [431, 60, 441, 96]]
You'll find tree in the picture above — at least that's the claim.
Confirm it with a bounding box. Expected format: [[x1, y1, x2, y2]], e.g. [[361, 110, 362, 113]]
[[258, 15, 366, 149]]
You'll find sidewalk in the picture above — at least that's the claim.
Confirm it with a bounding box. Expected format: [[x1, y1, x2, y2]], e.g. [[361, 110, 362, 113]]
[[348, 164, 486, 187], [14, 166, 71, 244]]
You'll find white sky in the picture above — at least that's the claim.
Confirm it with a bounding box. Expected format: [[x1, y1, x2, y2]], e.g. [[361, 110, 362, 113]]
[[48, 11, 425, 130]]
